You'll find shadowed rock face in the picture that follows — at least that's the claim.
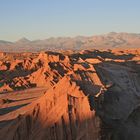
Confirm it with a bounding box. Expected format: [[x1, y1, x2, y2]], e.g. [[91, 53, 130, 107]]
[[0, 49, 140, 140], [92, 58, 140, 140]]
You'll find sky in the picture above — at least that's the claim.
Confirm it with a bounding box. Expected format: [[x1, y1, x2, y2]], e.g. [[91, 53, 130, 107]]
[[0, 0, 140, 41]]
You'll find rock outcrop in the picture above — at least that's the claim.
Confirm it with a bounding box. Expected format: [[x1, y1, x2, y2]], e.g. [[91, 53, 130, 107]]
[[0, 49, 140, 140]]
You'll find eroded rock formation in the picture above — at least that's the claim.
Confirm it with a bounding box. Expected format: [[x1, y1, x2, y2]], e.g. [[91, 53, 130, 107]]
[[0, 49, 140, 140]]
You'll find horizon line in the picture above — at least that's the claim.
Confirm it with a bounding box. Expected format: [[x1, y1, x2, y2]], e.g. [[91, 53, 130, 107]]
[[0, 31, 140, 42]]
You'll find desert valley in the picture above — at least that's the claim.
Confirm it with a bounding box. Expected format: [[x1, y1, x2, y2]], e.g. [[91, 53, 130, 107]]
[[0, 36, 140, 140], [1, 0, 140, 139]]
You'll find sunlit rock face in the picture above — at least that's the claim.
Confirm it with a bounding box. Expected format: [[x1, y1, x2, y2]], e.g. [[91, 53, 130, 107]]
[[0, 49, 140, 140]]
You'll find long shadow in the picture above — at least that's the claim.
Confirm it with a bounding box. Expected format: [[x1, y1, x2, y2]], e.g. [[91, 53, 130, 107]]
[[70, 50, 136, 61], [92, 60, 140, 140], [0, 103, 29, 115], [0, 69, 33, 80], [72, 70, 102, 96], [91, 50, 136, 60], [0, 96, 37, 104], [48, 62, 68, 77]]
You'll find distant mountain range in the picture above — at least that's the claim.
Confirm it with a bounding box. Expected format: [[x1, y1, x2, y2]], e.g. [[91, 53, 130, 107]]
[[0, 32, 140, 52]]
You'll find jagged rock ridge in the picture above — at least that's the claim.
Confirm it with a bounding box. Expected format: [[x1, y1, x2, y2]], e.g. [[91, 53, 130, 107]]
[[0, 49, 140, 140]]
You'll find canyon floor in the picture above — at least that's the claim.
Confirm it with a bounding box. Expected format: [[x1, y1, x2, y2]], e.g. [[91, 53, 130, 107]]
[[0, 48, 140, 140]]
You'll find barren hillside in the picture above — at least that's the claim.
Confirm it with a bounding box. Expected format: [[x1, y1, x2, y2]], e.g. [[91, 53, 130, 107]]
[[0, 32, 140, 52], [0, 49, 140, 140]]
